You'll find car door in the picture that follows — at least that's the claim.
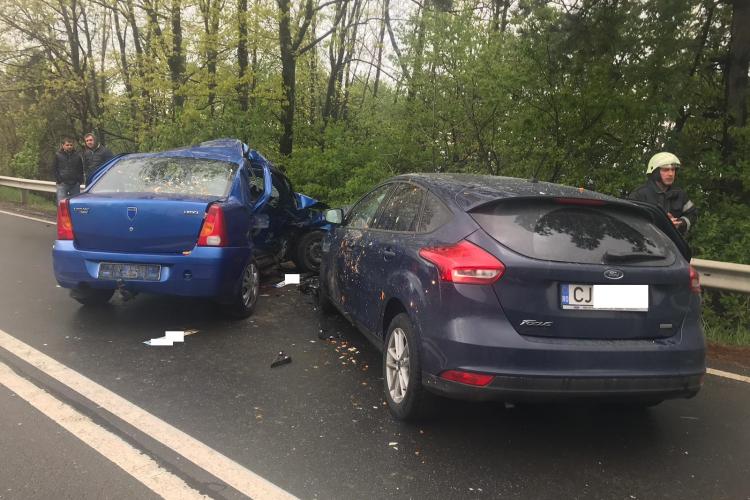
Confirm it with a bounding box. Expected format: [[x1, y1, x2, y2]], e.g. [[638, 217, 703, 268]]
[[327, 184, 394, 316], [356, 183, 425, 335]]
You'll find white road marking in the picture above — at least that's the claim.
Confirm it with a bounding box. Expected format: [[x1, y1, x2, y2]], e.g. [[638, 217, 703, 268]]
[[0, 209, 56, 225], [0, 328, 297, 500], [707, 367, 750, 384], [0, 362, 207, 499]]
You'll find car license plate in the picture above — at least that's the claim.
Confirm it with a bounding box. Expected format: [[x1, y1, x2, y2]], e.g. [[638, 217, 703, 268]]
[[98, 263, 161, 281], [561, 284, 648, 311]]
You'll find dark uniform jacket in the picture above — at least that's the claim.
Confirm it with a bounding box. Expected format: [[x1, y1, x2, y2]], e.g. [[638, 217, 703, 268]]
[[629, 180, 697, 235], [52, 149, 84, 185], [82, 144, 114, 176]]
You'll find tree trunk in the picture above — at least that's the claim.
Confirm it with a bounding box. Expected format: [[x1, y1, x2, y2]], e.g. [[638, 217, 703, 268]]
[[237, 0, 249, 111], [722, 0, 750, 160], [373, 0, 388, 97], [168, 0, 186, 110], [278, 0, 296, 156]]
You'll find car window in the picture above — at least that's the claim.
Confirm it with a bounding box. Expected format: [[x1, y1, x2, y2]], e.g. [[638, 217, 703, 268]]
[[418, 191, 452, 232], [374, 183, 425, 232], [345, 185, 392, 229], [244, 170, 262, 204], [90, 156, 236, 197], [470, 200, 678, 266]]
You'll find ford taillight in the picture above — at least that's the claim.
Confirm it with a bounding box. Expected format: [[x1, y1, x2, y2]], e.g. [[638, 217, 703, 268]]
[[419, 240, 505, 285]]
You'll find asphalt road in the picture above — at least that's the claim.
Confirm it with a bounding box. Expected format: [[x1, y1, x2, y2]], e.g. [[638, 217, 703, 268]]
[[1, 211, 749, 499]]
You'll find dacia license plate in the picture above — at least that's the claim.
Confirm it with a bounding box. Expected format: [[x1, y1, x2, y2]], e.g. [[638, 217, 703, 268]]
[[561, 284, 648, 311], [98, 263, 161, 281]]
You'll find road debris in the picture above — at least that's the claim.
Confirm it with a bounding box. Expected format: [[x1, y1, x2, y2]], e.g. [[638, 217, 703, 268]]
[[143, 330, 189, 346], [271, 351, 292, 368], [274, 273, 301, 288]]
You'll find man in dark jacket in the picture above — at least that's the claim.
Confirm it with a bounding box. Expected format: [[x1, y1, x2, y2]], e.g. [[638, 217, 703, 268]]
[[52, 137, 84, 203], [629, 152, 697, 235], [82, 133, 114, 180]]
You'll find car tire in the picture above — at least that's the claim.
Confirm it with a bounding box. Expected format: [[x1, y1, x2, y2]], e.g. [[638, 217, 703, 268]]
[[294, 230, 324, 273], [223, 259, 259, 319], [70, 287, 114, 306], [383, 313, 436, 421]]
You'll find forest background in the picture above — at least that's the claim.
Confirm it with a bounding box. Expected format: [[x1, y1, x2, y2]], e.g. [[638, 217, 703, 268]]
[[0, 0, 748, 342]]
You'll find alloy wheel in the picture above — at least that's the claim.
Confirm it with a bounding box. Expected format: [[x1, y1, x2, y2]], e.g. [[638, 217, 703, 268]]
[[386, 327, 410, 404]]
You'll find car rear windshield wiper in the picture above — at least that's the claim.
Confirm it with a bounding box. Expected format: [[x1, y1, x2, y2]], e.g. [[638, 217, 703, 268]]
[[602, 251, 667, 263]]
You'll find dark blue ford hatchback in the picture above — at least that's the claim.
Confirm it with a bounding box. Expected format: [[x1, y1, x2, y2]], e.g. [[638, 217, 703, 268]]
[[318, 174, 705, 420]]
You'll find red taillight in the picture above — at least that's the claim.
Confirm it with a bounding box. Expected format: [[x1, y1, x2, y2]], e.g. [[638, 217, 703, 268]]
[[689, 265, 701, 294], [197, 204, 227, 247], [419, 240, 505, 284], [57, 199, 74, 240], [555, 197, 606, 206], [440, 370, 495, 387]]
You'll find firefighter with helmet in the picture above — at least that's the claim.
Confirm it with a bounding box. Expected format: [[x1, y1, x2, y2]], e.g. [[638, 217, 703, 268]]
[[629, 152, 697, 235]]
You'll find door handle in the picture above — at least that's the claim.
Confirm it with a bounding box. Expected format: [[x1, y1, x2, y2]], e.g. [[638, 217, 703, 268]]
[[383, 248, 396, 260]]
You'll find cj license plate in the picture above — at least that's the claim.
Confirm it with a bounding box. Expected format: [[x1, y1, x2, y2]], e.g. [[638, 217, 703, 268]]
[[98, 263, 161, 281], [561, 284, 648, 311]]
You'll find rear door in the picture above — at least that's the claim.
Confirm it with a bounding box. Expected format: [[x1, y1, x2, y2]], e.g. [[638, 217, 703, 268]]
[[71, 156, 236, 253], [468, 198, 691, 340]]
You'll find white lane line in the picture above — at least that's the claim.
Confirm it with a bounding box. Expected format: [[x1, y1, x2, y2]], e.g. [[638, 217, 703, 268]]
[[707, 367, 750, 384], [0, 209, 56, 225], [0, 328, 297, 500], [0, 362, 207, 499]]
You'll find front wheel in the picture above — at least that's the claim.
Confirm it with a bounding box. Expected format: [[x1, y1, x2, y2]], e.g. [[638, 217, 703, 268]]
[[70, 287, 114, 306], [294, 230, 325, 273], [222, 260, 259, 319], [383, 313, 436, 421]]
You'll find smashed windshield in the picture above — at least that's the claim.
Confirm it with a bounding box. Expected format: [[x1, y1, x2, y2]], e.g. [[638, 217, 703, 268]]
[[90, 156, 237, 197]]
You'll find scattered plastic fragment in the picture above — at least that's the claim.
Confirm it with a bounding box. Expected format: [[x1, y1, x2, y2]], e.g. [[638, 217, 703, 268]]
[[271, 351, 292, 368], [275, 274, 301, 287]]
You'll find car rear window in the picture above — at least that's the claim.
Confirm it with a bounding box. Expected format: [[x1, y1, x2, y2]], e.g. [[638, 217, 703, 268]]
[[90, 156, 237, 197], [470, 199, 677, 266]]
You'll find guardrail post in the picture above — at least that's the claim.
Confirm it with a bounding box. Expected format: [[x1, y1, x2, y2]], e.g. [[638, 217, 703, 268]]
[[20, 189, 28, 205]]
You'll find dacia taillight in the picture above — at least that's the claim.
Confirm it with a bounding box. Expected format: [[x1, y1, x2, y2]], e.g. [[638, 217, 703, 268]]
[[197, 204, 228, 247], [419, 240, 505, 285], [57, 199, 74, 240], [689, 265, 701, 294]]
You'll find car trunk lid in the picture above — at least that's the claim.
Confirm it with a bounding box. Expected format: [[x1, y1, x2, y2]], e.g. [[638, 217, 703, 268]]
[[468, 197, 692, 340], [69, 193, 215, 253]]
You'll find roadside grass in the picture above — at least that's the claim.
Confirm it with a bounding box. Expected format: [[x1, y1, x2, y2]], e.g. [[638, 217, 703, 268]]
[[702, 292, 750, 347], [703, 318, 750, 347], [0, 185, 56, 211]]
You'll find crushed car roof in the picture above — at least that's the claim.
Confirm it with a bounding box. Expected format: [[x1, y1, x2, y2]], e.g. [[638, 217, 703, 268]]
[[116, 138, 247, 164]]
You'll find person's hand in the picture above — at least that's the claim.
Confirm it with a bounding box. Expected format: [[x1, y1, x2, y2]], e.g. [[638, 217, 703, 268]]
[[670, 216, 684, 228]]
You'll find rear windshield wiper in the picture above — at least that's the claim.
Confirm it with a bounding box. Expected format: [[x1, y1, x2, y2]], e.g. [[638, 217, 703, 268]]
[[602, 251, 667, 263]]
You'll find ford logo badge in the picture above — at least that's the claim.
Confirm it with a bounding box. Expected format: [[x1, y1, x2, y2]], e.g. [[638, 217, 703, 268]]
[[604, 269, 624, 280]]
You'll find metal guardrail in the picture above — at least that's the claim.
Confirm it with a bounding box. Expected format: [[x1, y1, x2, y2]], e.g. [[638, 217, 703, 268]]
[[691, 259, 750, 294], [1, 175, 748, 294]]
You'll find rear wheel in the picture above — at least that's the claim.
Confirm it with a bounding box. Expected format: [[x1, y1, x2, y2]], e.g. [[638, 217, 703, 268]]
[[223, 260, 259, 319], [383, 313, 435, 421], [70, 287, 114, 306], [294, 231, 324, 273]]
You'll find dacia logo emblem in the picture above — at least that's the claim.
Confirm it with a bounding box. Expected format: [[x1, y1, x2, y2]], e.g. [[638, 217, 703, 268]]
[[127, 207, 138, 221]]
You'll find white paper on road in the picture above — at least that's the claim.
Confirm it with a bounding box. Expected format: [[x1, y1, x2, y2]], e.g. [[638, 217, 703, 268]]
[[143, 330, 185, 346]]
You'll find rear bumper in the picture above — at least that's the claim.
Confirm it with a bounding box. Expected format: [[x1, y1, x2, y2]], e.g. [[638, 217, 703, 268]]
[[415, 283, 706, 403], [52, 240, 249, 299], [423, 372, 703, 402]]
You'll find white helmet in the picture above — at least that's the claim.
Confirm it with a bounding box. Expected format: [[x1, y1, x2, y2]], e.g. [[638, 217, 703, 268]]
[[646, 152, 681, 175]]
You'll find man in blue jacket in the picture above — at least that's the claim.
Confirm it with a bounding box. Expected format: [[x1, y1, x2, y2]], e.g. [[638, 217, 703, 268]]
[[52, 137, 84, 203]]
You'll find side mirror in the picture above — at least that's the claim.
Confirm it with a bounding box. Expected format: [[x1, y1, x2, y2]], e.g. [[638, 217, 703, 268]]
[[324, 208, 344, 225]]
